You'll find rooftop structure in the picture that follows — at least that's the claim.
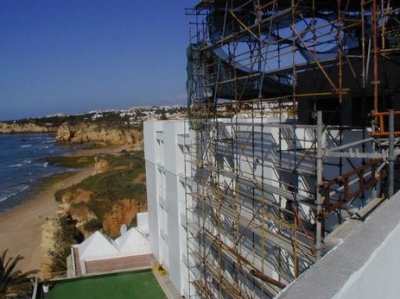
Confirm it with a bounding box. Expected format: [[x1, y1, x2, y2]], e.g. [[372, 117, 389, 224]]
[[69, 214, 152, 277], [181, 0, 400, 298]]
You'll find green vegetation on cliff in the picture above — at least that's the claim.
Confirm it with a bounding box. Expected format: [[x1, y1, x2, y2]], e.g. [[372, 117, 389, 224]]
[[44, 155, 96, 168], [55, 150, 146, 206], [79, 153, 145, 201], [50, 149, 147, 277]]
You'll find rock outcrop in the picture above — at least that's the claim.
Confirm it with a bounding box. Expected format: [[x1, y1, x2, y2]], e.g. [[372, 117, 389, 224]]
[[56, 188, 147, 239], [55, 188, 95, 237], [94, 154, 112, 174], [41, 217, 61, 278], [55, 122, 142, 146], [1, 119, 143, 149], [103, 199, 147, 237], [0, 122, 58, 134]]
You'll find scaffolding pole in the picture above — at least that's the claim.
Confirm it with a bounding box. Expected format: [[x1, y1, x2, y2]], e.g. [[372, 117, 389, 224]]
[[184, 1, 400, 298]]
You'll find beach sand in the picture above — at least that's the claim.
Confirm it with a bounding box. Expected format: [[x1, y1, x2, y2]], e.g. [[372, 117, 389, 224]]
[[0, 145, 133, 275]]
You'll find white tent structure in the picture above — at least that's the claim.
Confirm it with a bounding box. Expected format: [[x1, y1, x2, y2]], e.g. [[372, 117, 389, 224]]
[[114, 227, 151, 254], [78, 231, 118, 260], [70, 215, 153, 277]]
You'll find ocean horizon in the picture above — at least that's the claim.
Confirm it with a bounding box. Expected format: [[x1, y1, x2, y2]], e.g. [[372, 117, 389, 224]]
[[0, 133, 78, 215]]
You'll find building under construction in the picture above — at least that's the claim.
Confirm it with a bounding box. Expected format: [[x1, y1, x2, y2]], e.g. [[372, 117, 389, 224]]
[[183, 1, 400, 298]]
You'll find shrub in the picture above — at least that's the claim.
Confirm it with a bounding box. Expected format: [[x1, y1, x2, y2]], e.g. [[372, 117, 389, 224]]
[[84, 218, 103, 232]]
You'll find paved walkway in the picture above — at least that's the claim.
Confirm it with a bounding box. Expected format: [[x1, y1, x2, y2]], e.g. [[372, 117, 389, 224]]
[[151, 262, 182, 299]]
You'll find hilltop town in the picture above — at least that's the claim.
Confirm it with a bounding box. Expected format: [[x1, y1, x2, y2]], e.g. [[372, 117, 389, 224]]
[[0, 105, 187, 135]]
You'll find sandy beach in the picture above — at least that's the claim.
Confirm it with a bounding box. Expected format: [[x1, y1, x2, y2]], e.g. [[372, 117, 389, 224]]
[[0, 144, 132, 276]]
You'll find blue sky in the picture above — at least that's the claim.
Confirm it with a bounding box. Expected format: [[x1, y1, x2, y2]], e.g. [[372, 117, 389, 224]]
[[0, 0, 197, 121]]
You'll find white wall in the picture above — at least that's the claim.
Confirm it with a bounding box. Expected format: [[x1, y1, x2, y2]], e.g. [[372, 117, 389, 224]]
[[144, 121, 163, 261], [145, 160, 159, 259], [144, 120, 189, 296]]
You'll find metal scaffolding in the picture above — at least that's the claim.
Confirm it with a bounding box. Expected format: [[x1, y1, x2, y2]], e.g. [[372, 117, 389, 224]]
[[185, 1, 400, 298]]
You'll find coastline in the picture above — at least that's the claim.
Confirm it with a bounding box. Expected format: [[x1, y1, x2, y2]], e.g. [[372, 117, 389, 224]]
[[0, 144, 133, 276], [0, 167, 94, 275]]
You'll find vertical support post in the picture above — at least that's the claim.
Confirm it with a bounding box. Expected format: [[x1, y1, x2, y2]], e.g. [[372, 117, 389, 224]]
[[291, 0, 297, 110], [294, 205, 299, 277], [388, 109, 394, 198], [370, 161, 377, 199], [372, 0, 379, 113], [361, 0, 366, 89], [316, 111, 323, 259], [337, 0, 343, 104]]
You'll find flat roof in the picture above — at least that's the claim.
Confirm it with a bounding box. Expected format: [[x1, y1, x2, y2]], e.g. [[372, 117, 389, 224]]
[[40, 270, 166, 299]]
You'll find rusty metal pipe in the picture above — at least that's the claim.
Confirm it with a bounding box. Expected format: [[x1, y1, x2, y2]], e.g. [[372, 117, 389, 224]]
[[250, 269, 287, 289]]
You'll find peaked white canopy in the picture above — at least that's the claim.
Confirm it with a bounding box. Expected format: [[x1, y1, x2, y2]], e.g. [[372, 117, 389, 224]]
[[114, 227, 151, 254], [77, 231, 118, 260]]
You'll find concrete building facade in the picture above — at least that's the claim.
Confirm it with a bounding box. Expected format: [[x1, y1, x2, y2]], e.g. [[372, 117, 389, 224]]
[[144, 120, 190, 297], [144, 118, 397, 298]]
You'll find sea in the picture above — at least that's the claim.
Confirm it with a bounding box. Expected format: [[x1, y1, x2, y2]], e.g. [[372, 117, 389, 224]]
[[0, 133, 77, 215]]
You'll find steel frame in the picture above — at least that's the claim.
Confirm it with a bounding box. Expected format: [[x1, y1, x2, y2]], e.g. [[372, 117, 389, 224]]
[[185, 1, 400, 298]]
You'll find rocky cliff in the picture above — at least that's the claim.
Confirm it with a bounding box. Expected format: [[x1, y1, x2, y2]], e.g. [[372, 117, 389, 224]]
[[55, 122, 142, 147], [0, 122, 58, 134], [41, 148, 147, 277], [55, 188, 147, 238], [0, 120, 143, 149]]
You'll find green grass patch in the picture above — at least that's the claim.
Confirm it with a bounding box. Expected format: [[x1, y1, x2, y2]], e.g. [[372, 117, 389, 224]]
[[38, 172, 76, 188], [42, 270, 167, 299], [77, 150, 146, 203], [44, 155, 96, 168], [78, 171, 146, 203]]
